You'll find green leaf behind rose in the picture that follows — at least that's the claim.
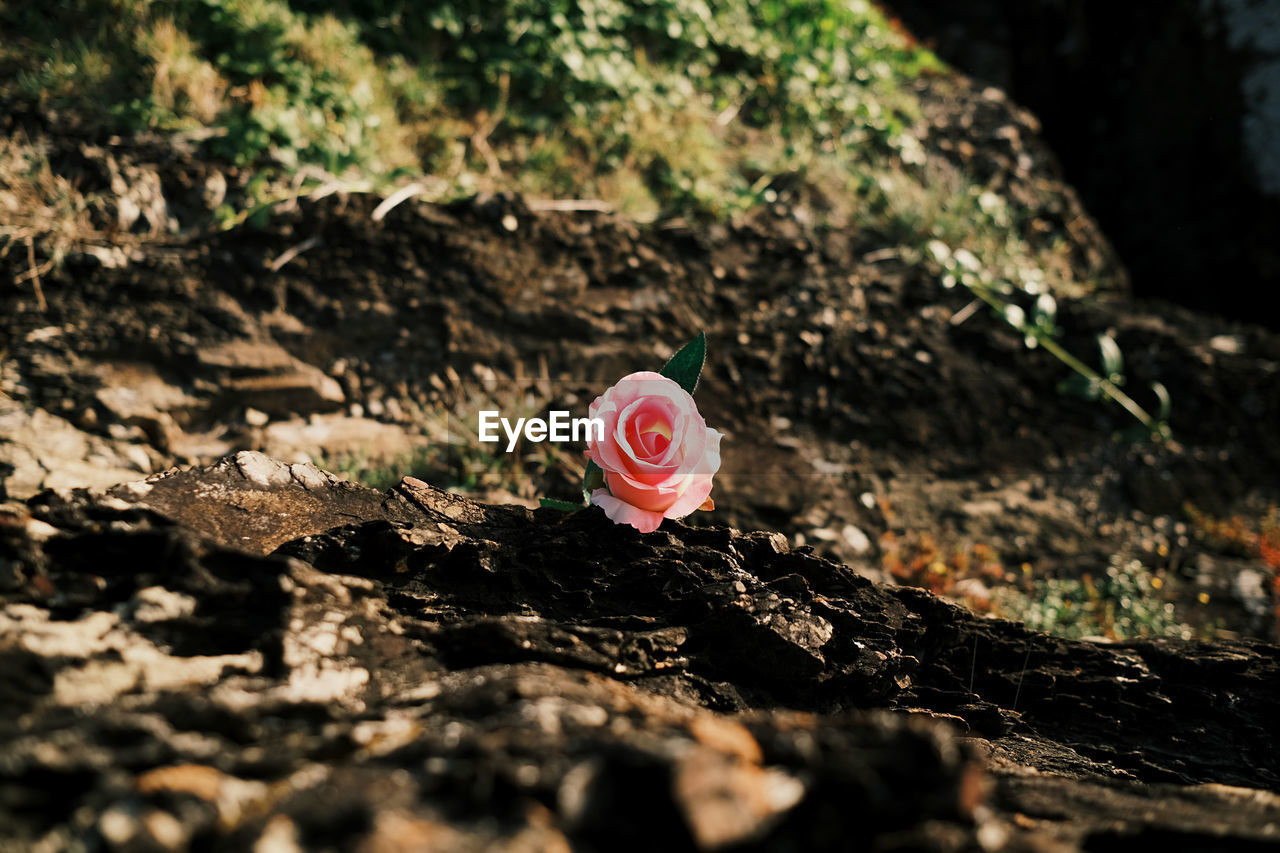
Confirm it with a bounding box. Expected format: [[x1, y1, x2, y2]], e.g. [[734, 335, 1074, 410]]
[[582, 459, 606, 504], [660, 332, 706, 395]]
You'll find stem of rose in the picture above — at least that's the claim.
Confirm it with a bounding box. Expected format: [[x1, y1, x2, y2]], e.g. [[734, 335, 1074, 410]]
[[968, 284, 1159, 434]]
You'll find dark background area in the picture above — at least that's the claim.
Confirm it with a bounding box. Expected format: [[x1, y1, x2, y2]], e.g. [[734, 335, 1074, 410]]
[[888, 0, 1280, 328]]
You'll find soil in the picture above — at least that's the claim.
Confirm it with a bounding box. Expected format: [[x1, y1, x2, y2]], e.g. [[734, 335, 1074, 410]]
[[3, 84, 1280, 643], [2, 452, 1278, 850], [5, 52, 1280, 851]]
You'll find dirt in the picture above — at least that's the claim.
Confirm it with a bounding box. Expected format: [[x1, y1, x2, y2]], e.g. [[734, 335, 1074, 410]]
[[3, 452, 1278, 850], [3, 83, 1280, 643]]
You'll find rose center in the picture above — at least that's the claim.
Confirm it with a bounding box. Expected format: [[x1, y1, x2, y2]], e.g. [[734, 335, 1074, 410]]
[[633, 415, 673, 458], [641, 430, 671, 456]]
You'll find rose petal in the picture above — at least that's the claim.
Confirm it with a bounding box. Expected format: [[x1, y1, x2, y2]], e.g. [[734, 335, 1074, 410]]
[[600, 371, 666, 413], [691, 427, 723, 475], [605, 470, 685, 512], [636, 408, 672, 441], [638, 427, 669, 457], [588, 402, 646, 478], [612, 398, 650, 466], [609, 465, 673, 490], [626, 413, 663, 461], [632, 407, 674, 459], [662, 474, 716, 520], [656, 410, 691, 467], [644, 426, 722, 489], [591, 489, 665, 533]]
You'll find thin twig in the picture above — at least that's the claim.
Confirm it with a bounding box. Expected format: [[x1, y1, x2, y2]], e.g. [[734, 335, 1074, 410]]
[[526, 199, 612, 213], [267, 235, 321, 272], [862, 247, 899, 263], [309, 178, 356, 202], [0, 348, 10, 401], [1012, 644, 1032, 711], [536, 353, 552, 399], [949, 298, 981, 326], [371, 184, 424, 222], [470, 72, 510, 178], [968, 635, 978, 695], [716, 104, 741, 128], [24, 237, 47, 312]]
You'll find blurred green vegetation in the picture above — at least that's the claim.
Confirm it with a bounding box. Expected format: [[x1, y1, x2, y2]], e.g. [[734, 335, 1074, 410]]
[[1, 0, 940, 221], [991, 556, 1212, 641], [4, 0, 1135, 346], [883, 529, 1213, 641]]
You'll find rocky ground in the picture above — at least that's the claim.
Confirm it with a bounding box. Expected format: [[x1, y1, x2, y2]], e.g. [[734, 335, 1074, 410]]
[[4, 38, 1280, 850], [2, 452, 1278, 850], [3, 133, 1279, 639]]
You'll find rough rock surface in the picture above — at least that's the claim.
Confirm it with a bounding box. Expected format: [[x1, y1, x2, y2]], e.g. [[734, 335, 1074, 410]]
[[3, 452, 1277, 851], [0, 398, 158, 499], [5, 96, 1280, 641]]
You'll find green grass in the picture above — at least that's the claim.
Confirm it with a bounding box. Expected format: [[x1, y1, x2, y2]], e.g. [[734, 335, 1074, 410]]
[[0, 0, 1117, 304], [883, 530, 1216, 641], [990, 555, 1214, 641]]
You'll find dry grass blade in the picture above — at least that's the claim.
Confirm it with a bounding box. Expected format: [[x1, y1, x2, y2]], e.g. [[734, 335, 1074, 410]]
[[23, 237, 48, 311], [527, 199, 613, 213], [268, 235, 321, 272], [371, 184, 424, 222]]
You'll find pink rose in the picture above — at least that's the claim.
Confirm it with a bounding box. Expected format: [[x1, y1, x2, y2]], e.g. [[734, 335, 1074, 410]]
[[585, 371, 723, 533]]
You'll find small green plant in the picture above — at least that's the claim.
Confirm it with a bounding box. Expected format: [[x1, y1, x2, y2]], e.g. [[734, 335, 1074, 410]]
[[991, 555, 1208, 641], [928, 240, 1171, 441], [325, 445, 440, 493], [0, 135, 106, 299]]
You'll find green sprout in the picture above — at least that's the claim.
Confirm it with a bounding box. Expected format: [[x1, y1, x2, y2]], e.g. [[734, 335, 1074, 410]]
[[930, 241, 1171, 440]]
